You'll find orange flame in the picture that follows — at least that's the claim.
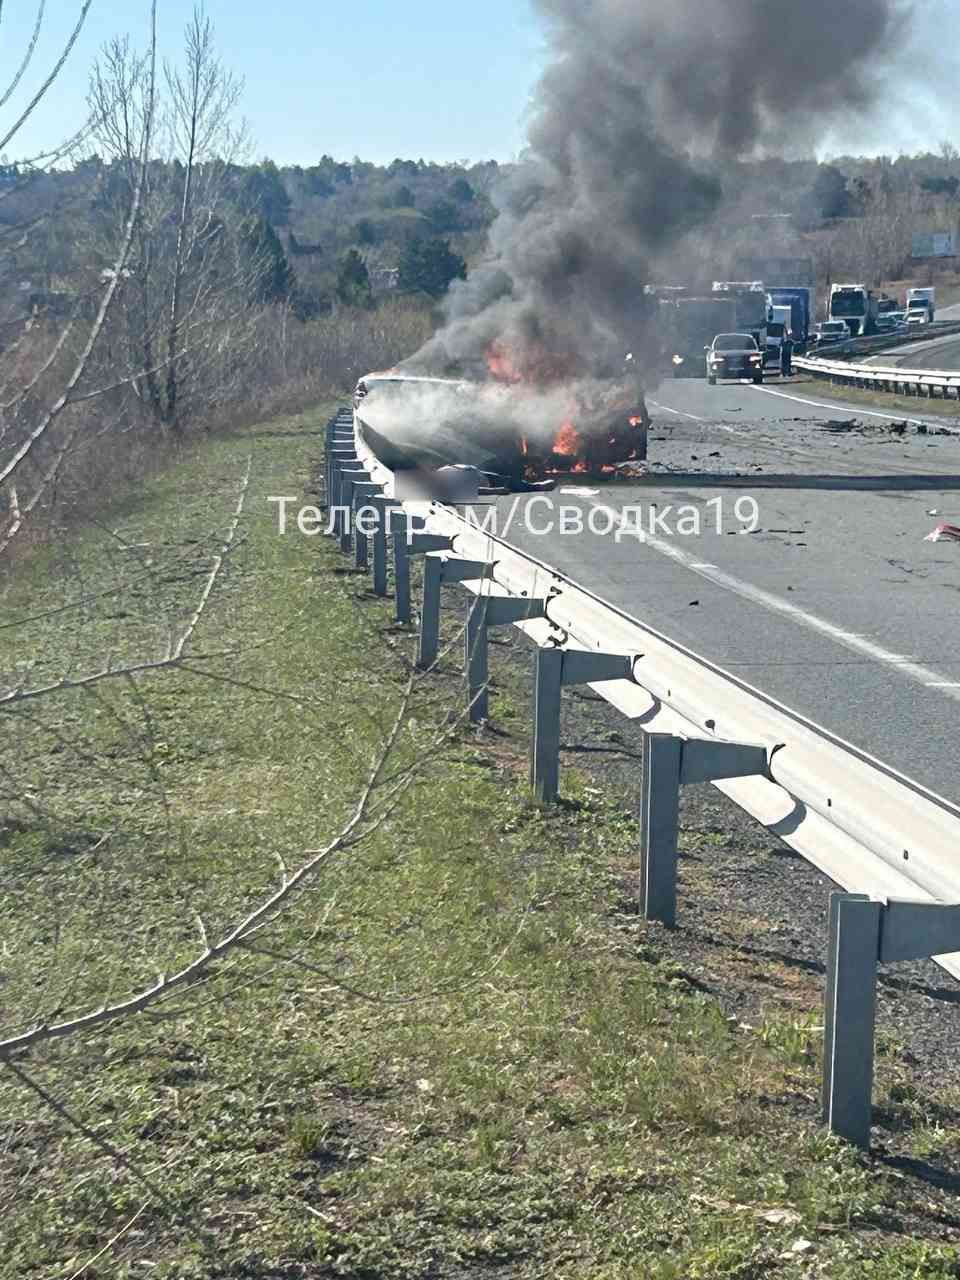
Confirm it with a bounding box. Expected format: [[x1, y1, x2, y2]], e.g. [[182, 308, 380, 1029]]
[[629, 416, 644, 427], [553, 420, 580, 456]]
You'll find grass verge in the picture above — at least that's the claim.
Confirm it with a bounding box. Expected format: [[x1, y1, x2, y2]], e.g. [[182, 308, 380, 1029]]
[[2, 406, 960, 1278], [788, 374, 960, 424]]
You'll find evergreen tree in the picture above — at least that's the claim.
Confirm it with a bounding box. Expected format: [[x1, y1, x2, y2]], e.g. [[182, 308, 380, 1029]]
[[247, 216, 295, 303], [243, 159, 291, 225], [425, 199, 460, 233], [353, 218, 378, 246], [449, 177, 475, 204], [398, 238, 467, 298], [336, 248, 373, 308]]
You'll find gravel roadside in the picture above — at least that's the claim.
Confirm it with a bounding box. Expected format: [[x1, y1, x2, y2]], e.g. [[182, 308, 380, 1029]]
[[426, 588, 960, 1175]]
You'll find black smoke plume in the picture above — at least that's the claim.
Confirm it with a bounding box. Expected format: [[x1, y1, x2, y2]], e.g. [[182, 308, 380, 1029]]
[[406, 0, 911, 384]]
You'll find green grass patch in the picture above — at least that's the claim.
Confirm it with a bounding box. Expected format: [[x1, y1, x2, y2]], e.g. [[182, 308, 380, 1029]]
[[1, 407, 957, 1277], [790, 375, 960, 422]]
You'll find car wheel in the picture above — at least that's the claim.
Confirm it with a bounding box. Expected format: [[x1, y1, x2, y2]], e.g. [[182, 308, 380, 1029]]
[[753, 374, 763, 384], [707, 375, 717, 386]]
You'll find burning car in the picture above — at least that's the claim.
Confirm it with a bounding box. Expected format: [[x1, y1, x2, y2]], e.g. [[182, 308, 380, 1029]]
[[353, 358, 649, 490]]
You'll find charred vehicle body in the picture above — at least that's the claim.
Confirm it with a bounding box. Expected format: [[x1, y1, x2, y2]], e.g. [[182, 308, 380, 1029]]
[[354, 370, 649, 490]]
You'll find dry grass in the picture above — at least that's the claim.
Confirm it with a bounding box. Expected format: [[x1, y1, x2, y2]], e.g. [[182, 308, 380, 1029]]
[[5, 407, 960, 1277], [0, 297, 433, 564]]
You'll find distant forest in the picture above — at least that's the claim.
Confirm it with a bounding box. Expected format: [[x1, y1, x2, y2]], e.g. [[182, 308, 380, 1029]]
[[3, 145, 960, 325]]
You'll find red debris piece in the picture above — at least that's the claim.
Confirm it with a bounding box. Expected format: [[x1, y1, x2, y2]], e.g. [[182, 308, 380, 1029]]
[[924, 522, 960, 543]]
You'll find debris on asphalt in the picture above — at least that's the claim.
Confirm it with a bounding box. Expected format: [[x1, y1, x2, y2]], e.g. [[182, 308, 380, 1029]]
[[928, 509, 940, 516], [924, 522, 960, 543], [823, 418, 859, 433]]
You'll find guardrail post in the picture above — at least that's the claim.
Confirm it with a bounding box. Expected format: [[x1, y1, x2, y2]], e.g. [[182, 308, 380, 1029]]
[[390, 512, 413, 624], [823, 893, 881, 1150], [819, 897, 960, 1150], [640, 734, 684, 928], [636, 736, 769, 926], [465, 596, 547, 723], [532, 649, 635, 803], [417, 554, 444, 669], [368, 496, 393, 597], [351, 480, 381, 571], [415, 552, 490, 672], [532, 648, 565, 802], [327, 448, 356, 524], [337, 464, 366, 550], [466, 600, 491, 723]]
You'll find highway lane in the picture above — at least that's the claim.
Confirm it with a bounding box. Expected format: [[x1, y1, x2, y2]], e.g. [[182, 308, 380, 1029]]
[[866, 331, 960, 372], [488, 375, 960, 804]]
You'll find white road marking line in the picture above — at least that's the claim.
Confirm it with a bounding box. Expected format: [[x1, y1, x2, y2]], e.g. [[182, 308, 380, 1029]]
[[582, 496, 960, 703], [648, 398, 705, 423], [749, 383, 925, 426], [649, 396, 751, 437]]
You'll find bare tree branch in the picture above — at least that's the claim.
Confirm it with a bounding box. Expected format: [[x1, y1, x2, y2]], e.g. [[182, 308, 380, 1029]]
[[0, 0, 94, 151], [0, 667, 418, 1057], [0, 0, 46, 112]]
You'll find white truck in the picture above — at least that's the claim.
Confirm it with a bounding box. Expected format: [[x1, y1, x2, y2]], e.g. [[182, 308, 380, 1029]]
[[828, 283, 879, 337], [905, 287, 935, 325]]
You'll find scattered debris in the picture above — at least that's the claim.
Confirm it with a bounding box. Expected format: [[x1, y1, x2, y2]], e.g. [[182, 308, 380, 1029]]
[[759, 1208, 802, 1228], [823, 418, 858, 433], [779, 1239, 815, 1260], [924, 522, 960, 543], [928, 509, 940, 516], [688, 600, 700, 607], [691, 1196, 802, 1229]]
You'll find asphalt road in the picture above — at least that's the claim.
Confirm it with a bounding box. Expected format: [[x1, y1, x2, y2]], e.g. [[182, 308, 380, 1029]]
[[488, 374, 960, 805], [867, 329, 960, 372]]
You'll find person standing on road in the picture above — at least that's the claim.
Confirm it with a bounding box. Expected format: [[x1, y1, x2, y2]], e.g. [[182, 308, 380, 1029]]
[[780, 331, 794, 378]]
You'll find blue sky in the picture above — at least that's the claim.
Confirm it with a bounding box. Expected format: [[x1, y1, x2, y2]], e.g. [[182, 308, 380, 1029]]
[[1, 1, 957, 167], [1, 0, 546, 165]]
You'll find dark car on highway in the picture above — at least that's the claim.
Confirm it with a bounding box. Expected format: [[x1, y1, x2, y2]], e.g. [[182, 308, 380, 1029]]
[[705, 333, 764, 385]]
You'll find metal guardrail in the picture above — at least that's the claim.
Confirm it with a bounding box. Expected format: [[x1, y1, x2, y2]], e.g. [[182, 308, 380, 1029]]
[[797, 321, 960, 399], [814, 318, 960, 362], [322, 403, 960, 1150], [796, 350, 960, 400]]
